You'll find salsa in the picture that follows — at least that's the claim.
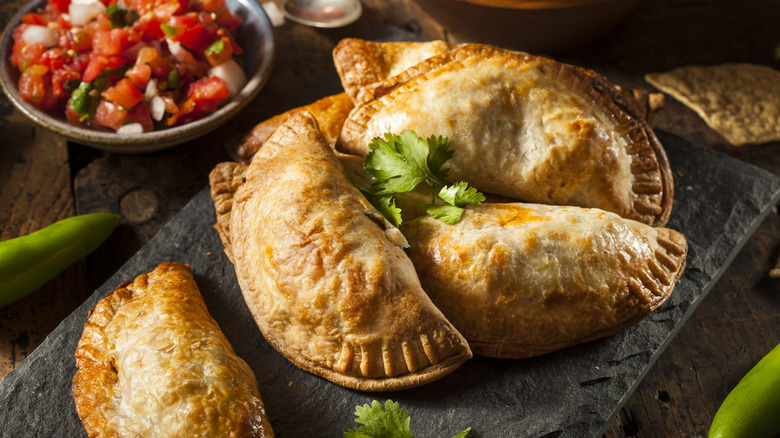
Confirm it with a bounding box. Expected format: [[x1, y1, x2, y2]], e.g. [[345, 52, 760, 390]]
[[10, 0, 247, 134]]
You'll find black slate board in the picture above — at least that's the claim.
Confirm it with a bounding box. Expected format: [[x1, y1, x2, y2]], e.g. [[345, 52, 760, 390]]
[[1, 131, 780, 438]]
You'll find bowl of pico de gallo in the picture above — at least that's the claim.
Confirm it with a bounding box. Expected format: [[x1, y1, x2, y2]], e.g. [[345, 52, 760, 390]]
[[0, 0, 274, 152]]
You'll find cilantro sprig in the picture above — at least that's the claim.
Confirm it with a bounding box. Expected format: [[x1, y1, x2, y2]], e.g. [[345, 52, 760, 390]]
[[362, 130, 485, 226], [344, 400, 471, 438]]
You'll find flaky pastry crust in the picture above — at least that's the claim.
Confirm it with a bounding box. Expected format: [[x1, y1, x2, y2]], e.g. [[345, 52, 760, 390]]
[[401, 204, 687, 359], [236, 93, 354, 162], [333, 38, 457, 102], [72, 262, 274, 438], [337, 43, 674, 226], [209, 111, 471, 391]]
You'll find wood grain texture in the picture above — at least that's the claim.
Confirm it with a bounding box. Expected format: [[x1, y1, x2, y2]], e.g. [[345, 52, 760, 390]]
[[0, 0, 778, 436], [0, 111, 86, 379]]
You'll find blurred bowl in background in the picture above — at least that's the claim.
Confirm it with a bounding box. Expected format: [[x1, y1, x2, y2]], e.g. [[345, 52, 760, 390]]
[[412, 0, 644, 54]]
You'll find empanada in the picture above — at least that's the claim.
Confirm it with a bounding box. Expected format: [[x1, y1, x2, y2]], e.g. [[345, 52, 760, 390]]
[[72, 262, 274, 438], [209, 111, 472, 391], [337, 43, 674, 226], [333, 38, 458, 102], [236, 93, 354, 162], [234, 39, 458, 162], [400, 203, 687, 359]]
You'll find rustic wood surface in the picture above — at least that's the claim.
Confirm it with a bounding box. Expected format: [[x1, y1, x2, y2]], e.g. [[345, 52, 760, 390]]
[[1, 0, 778, 436]]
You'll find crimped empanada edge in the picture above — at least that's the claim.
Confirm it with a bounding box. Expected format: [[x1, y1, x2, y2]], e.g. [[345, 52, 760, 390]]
[[268, 335, 473, 392], [209, 162, 248, 265], [470, 226, 688, 359], [337, 45, 675, 226]]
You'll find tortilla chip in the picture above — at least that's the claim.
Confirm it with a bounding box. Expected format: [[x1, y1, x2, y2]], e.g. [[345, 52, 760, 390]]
[[645, 63, 780, 146], [771, 254, 780, 279]]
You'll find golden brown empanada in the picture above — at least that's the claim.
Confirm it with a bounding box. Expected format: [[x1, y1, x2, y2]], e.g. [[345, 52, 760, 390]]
[[333, 38, 458, 103], [209, 111, 471, 391], [337, 43, 674, 226], [234, 39, 459, 163], [72, 262, 274, 438], [400, 203, 687, 359], [236, 92, 354, 162]]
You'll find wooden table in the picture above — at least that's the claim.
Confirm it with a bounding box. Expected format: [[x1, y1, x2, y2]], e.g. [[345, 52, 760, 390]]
[[1, 0, 778, 436]]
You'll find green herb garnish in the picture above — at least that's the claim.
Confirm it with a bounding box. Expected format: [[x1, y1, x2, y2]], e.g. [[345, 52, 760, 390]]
[[69, 81, 97, 121], [205, 38, 225, 56], [69, 66, 129, 121], [166, 68, 179, 90], [344, 400, 471, 438], [161, 23, 178, 37], [362, 130, 484, 226], [105, 4, 138, 28]]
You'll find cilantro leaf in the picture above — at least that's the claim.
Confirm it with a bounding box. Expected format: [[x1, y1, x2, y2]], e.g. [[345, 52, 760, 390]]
[[343, 400, 415, 438], [343, 400, 472, 438], [364, 132, 430, 195], [69, 81, 97, 120], [161, 23, 179, 37], [360, 188, 403, 227], [205, 38, 226, 56], [361, 130, 484, 225], [451, 428, 472, 438], [424, 134, 453, 183], [426, 204, 465, 225], [437, 182, 486, 208]]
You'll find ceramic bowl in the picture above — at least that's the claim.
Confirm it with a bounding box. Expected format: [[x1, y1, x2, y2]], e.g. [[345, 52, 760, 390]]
[[413, 0, 644, 54], [0, 0, 274, 153]]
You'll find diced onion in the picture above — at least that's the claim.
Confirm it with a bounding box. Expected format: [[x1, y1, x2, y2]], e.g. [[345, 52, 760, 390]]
[[144, 78, 158, 100], [150, 96, 165, 121], [69, 0, 104, 26], [208, 59, 247, 97], [167, 40, 181, 56], [21, 25, 57, 47], [117, 123, 144, 135]]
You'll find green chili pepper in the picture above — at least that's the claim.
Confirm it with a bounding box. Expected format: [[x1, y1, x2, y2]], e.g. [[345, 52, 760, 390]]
[[709, 342, 780, 438], [0, 213, 121, 308]]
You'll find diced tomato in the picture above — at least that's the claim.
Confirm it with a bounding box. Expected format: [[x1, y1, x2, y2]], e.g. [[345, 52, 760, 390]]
[[173, 45, 207, 78], [190, 76, 229, 102], [82, 53, 126, 82], [51, 66, 81, 99], [94, 99, 128, 130], [213, 6, 241, 29], [50, 0, 71, 14], [11, 0, 245, 132], [92, 28, 127, 56], [136, 46, 170, 77], [18, 65, 59, 110], [196, 0, 241, 29], [65, 100, 89, 126], [41, 48, 68, 70], [125, 102, 154, 132], [159, 91, 178, 113], [13, 42, 47, 70], [166, 13, 210, 50], [59, 27, 91, 52], [195, 0, 225, 12], [204, 36, 232, 66], [154, 0, 187, 19], [132, 15, 165, 41], [125, 63, 152, 89], [102, 78, 144, 108], [21, 13, 47, 25]]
